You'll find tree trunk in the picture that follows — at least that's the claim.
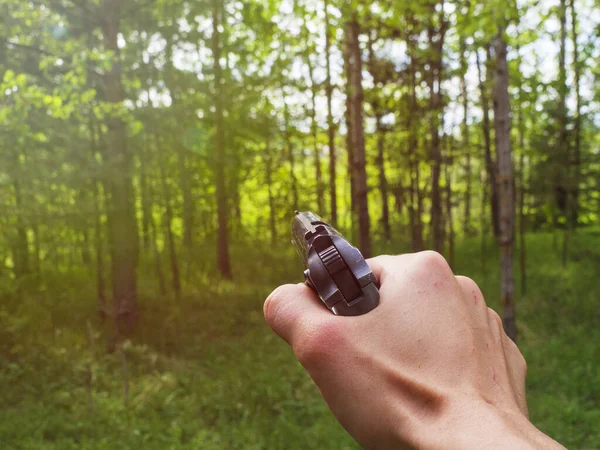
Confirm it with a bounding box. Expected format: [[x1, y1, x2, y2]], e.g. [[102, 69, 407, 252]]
[[283, 97, 299, 211], [324, 0, 337, 226], [139, 157, 150, 252], [344, 17, 371, 257], [367, 32, 391, 242], [476, 48, 500, 240], [407, 23, 424, 251], [306, 53, 325, 213], [558, 0, 570, 266], [102, 0, 137, 329], [265, 137, 277, 245], [32, 223, 41, 281], [445, 136, 455, 268], [13, 180, 29, 279], [212, 0, 232, 279], [164, 31, 194, 259], [427, 10, 446, 253], [460, 36, 472, 235], [516, 47, 527, 296], [493, 29, 516, 342], [159, 157, 181, 299], [375, 113, 391, 242], [89, 116, 106, 317], [569, 0, 581, 225]]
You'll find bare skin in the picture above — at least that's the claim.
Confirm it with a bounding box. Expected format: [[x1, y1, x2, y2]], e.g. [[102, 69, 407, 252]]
[[264, 252, 565, 449]]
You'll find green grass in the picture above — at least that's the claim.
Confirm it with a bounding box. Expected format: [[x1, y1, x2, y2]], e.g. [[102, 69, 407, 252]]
[[0, 232, 599, 449]]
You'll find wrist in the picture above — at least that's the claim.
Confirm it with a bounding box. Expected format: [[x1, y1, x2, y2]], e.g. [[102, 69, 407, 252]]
[[412, 398, 565, 450], [444, 400, 564, 450]]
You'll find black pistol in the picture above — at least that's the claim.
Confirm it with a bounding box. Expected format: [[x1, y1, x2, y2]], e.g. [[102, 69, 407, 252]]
[[291, 211, 379, 316]]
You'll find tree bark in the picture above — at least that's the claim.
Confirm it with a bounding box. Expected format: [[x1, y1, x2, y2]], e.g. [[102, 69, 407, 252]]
[[407, 20, 424, 251], [367, 32, 391, 242], [324, 0, 337, 226], [89, 115, 106, 317], [283, 97, 299, 211], [102, 0, 137, 329], [13, 180, 30, 279], [493, 29, 516, 342], [212, 0, 232, 279], [476, 48, 500, 240], [516, 47, 527, 296], [344, 17, 371, 257], [164, 30, 194, 258], [306, 53, 325, 213], [558, 0, 570, 265], [264, 136, 277, 245], [460, 36, 472, 235], [375, 112, 391, 242], [426, 7, 446, 253], [158, 148, 181, 299], [569, 0, 581, 225], [445, 135, 455, 268]]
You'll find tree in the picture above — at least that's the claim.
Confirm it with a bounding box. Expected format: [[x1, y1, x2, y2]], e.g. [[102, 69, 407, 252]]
[[344, 14, 371, 257], [324, 0, 338, 226], [493, 26, 516, 342], [101, 0, 138, 329], [427, 1, 447, 253], [212, 0, 232, 279]]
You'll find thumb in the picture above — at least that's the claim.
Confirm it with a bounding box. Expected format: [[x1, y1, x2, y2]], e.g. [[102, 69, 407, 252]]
[[264, 283, 329, 345]]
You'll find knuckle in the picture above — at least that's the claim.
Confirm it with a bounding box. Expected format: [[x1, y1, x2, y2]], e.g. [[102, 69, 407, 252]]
[[518, 352, 528, 376], [293, 318, 345, 367], [456, 276, 487, 306], [416, 251, 451, 275], [488, 308, 503, 330], [507, 338, 528, 376]]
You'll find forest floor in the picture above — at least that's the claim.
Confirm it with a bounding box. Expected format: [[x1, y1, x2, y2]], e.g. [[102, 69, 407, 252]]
[[0, 231, 599, 450]]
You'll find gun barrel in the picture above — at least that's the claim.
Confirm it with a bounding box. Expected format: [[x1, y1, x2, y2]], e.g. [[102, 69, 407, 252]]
[[291, 211, 379, 316]]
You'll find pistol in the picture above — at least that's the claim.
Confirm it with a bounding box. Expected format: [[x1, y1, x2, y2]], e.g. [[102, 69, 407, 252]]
[[291, 211, 379, 316]]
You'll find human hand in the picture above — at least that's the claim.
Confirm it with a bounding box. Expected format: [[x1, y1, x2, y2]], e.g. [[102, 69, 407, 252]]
[[264, 252, 565, 449]]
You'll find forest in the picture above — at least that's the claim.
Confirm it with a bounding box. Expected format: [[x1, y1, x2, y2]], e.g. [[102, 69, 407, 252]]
[[1, 0, 599, 448]]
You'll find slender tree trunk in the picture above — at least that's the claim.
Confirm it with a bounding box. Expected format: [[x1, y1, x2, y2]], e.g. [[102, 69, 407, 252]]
[[164, 31, 194, 260], [102, 0, 137, 329], [570, 0, 581, 226], [375, 113, 391, 242], [460, 36, 472, 235], [493, 29, 516, 342], [481, 169, 488, 277], [283, 97, 299, 211], [427, 9, 446, 253], [324, 0, 337, 226], [79, 190, 92, 266], [516, 47, 527, 296], [558, 0, 570, 266], [212, 0, 232, 279], [344, 16, 371, 257], [139, 159, 150, 252], [367, 33, 391, 242], [445, 136, 455, 268], [148, 172, 167, 297], [13, 180, 29, 279], [32, 223, 41, 280], [306, 54, 325, 213], [156, 134, 181, 299], [150, 214, 167, 297], [264, 137, 277, 245], [407, 24, 424, 251], [476, 48, 500, 240], [89, 116, 106, 317]]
